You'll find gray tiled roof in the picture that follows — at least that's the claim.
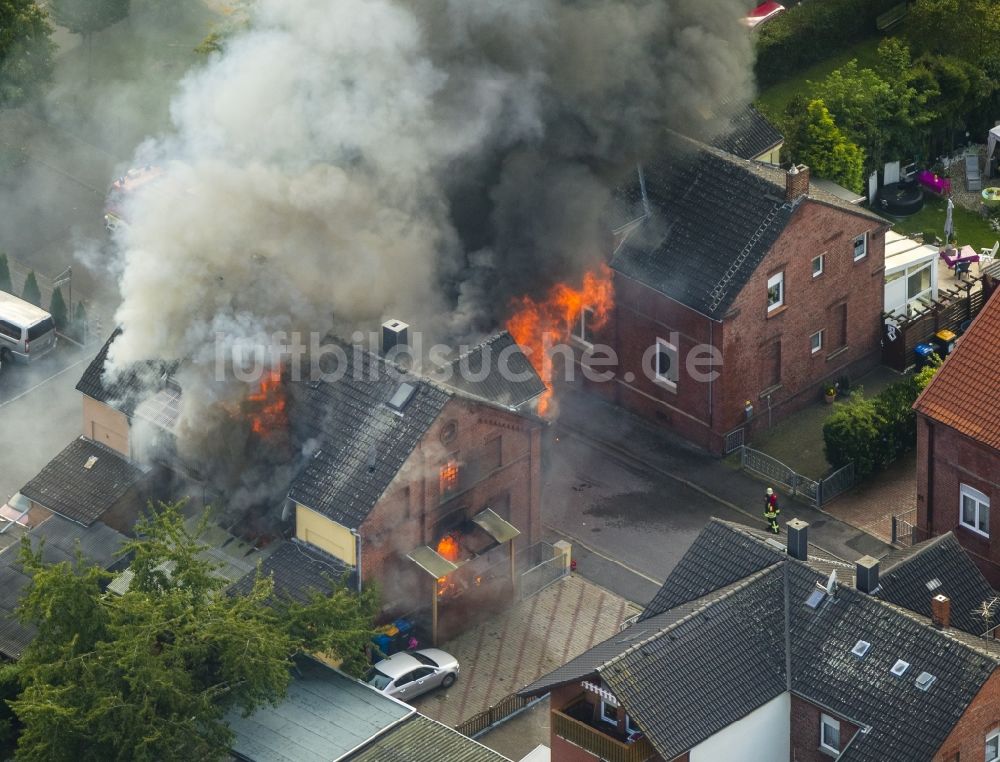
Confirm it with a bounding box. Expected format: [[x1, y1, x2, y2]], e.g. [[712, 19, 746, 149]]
[[228, 540, 354, 602], [75, 329, 179, 417], [343, 714, 512, 762], [226, 655, 412, 762], [524, 519, 1000, 762], [436, 332, 545, 410], [0, 516, 129, 659], [708, 104, 784, 161], [876, 532, 999, 637], [20, 437, 147, 526], [288, 341, 451, 528]]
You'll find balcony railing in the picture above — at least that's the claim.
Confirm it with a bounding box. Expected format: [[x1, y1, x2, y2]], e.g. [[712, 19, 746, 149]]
[[552, 708, 656, 762]]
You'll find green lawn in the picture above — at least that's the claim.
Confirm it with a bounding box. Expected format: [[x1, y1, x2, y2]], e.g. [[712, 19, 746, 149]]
[[754, 36, 883, 131], [890, 196, 1000, 252]]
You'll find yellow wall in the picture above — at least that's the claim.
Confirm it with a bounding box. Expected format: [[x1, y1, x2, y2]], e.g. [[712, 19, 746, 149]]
[[82, 396, 130, 457], [295, 504, 357, 565], [756, 143, 783, 167]]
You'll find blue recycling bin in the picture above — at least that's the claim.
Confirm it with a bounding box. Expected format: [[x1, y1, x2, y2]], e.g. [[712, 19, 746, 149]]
[[914, 343, 934, 369]]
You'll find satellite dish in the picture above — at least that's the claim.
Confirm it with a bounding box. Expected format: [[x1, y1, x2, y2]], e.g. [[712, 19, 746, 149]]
[[825, 570, 838, 595]]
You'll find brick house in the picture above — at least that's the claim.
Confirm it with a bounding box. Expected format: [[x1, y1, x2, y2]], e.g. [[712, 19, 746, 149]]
[[76, 329, 546, 643], [520, 519, 1000, 762], [582, 137, 890, 454], [914, 290, 1000, 585]]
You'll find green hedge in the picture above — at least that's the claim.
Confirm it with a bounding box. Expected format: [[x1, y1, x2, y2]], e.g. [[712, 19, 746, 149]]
[[754, 0, 899, 88]]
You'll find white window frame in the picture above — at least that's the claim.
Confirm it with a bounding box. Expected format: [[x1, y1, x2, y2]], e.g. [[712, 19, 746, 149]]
[[905, 263, 933, 308], [812, 254, 824, 278], [572, 306, 595, 346], [625, 714, 640, 737], [820, 713, 841, 755], [810, 330, 823, 355], [599, 699, 618, 726], [960, 484, 990, 537], [986, 728, 1000, 762], [853, 233, 868, 261], [654, 338, 678, 389], [767, 272, 784, 312]]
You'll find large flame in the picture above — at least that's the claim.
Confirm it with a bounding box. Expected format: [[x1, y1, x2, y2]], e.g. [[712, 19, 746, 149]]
[[506, 264, 614, 416], [247, 368, 287, 435], [436, 534, 460, 562]]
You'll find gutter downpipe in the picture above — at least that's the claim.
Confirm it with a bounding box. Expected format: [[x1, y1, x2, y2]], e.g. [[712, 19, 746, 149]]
[[351, 529, 362, 594]]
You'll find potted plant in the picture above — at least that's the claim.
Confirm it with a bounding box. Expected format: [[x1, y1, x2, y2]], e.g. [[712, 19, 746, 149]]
[[824, 384, 837, 404]]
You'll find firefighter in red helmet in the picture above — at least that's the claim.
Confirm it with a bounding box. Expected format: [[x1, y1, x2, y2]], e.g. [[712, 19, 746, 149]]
[[764, 487, 780, 534]]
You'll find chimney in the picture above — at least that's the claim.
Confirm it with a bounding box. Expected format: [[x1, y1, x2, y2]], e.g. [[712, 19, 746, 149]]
[[931, 594, 951, 629], [381, 319, 409, 355], [856, 555, 880, 594], [786, 519, 809, 561], [785, 164, 810, 201]]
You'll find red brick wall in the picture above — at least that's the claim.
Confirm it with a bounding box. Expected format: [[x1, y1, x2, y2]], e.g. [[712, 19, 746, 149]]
[[594, 200, 885, 454], [790, 695, 859, 761], [359, 397, 542, 614], [916, 415, 1000, 585], [932, 669, 1000, 760]]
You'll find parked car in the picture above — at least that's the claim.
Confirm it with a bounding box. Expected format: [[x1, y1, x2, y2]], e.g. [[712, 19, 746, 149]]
[[743, 1, 785, 27], [0, 291, 57, 364], [364, 648, 460, 701]]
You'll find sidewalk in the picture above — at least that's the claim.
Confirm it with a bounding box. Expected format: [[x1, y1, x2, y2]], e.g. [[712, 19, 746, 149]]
[[410, 574, 639, 729], [555, 388, 892, 562]]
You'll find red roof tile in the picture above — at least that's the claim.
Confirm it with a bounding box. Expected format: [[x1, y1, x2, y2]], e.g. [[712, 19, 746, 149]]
[[914, 292, 1000, 450]]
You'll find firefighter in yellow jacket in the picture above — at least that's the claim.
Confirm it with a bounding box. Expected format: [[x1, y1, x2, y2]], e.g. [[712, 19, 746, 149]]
[[764, 487, 780, 534]]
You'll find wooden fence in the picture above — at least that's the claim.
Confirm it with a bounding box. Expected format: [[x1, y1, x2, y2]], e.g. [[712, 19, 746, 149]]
[[455, 691, 546, 738]]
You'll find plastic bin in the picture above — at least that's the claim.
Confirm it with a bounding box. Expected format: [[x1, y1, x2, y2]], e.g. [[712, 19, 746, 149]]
[[932, 329, 956, 357], [914, 343, 934, 369]]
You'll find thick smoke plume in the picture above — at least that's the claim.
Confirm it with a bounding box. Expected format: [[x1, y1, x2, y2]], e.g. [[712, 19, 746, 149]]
[[107, 0, 754, 475]]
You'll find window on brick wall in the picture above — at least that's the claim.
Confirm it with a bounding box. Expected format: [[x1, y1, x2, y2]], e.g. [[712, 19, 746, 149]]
[[812, 254, 824, 277], [572, 307, 595, 345], [810, 330, 823, 355], [599, 700, 618, 726], [987, 729, 999, 762], [767, 272, 784, 312], [960, 484, 990, 537], [440, 459, 459, 498], [820, 713, 841, 755], [853, 232, 867, 261], [654, 338, 678, 388], [482, 435, 502, 473]]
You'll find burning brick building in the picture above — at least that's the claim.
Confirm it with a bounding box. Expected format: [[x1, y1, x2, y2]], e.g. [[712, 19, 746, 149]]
[[76, 326, 545, 643]]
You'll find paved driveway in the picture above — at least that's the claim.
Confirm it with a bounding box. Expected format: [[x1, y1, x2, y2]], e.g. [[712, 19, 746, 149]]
[[411, 574, 639, 729]]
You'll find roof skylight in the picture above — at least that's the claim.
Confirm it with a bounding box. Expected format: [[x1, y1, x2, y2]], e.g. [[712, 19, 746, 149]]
[[851, 640, 871, 658], [891, 659, 910, 676], [915, 671, 936, 691]]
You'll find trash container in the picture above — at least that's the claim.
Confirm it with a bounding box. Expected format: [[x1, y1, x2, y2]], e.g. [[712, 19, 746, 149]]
[[932, 329, 956, 357], [914, 343, 934, 369]]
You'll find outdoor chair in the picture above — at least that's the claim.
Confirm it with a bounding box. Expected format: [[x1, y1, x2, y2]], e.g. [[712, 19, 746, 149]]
[[981, 240, 999, 265], [955, 260, 972, 280], [966, 154, 982, 191]]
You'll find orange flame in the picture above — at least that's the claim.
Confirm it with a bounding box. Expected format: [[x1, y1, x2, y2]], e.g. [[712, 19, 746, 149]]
[[436, 534, 460, 562], [247, 368, 287, 435], [506, 264, 614, 416]]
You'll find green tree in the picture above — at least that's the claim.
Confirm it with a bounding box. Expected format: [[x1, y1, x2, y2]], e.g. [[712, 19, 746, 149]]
[[0, 0, 55, 107], [823, 392, 882, 479], [48, 0, 129, 45], [71, 301, 87, 341], [8, 503, 378, 761], [48, 287, 67, 330], [0, 253, 12, 293], [798, 100, 865, 194], [20, 271, 40, 307]]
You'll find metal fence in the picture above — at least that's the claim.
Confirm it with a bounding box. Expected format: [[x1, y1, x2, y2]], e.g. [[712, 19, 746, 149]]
[[455, 691, 546, 738], [892, 508, 918, 546], [818, 462, 855, 506], [723, 427, 744, 454], [519, 541, 568, 600], [741, 446, 819, 507]]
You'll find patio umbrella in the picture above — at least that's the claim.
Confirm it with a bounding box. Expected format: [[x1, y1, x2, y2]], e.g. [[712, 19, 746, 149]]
[[944, 197, 955, 244]]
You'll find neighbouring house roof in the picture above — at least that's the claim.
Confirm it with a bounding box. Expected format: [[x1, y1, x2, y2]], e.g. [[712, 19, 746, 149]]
[[612, 138, 887, 319], [226, 655, 412, 762], [521, 519, 1000, 762], [75, 328, 179, 418], [342, 714, 512, 762], [913, 291, 1000, 450], [707, 103, 784, 161], [0, 516, 129, 659], [434, 331, 546, 410], [20, 437, 148, 527], [288, 340, 452, 529], [228, 540, 354, 602], [876, 532, 999, 637]]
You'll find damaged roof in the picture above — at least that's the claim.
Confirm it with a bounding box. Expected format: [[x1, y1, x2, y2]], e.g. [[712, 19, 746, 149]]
[[20, 436, 148, 526], [228, 539, 354, 602], [435, 331, 546, 410], [288, 340, 451, 528], [612, 138, 886, 318], [707, 103, 784, 161], [521, 518, 1000, 762]]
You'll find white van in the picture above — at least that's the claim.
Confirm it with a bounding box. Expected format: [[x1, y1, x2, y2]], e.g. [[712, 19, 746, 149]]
[[0, 290, 58, 364]]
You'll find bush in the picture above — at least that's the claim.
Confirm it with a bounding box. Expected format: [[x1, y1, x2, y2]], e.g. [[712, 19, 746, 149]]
[[0, 253, 11, 293], [70, 302, 88, 343], [21, 271, 41, 307], [754, 0, 899, 88], [49, 287, 68, 330]]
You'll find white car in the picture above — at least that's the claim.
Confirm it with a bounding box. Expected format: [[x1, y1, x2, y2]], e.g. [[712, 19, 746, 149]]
[[364, 648, 460, 701]]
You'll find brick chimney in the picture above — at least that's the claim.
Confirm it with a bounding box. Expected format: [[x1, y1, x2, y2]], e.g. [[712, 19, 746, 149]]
[[856, 555, 879, 594], [931, 594, 951, 629], [785, 164, 810, 201]]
